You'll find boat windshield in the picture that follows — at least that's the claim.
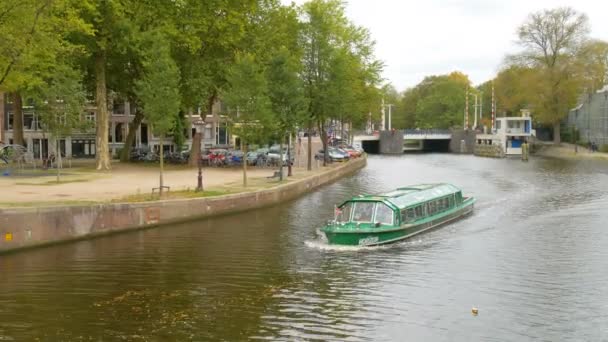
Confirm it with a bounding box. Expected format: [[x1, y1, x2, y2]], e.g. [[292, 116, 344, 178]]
[[336, 202, 353, 222], [375, 203, 394, 225], [352, 202, 375, 223]]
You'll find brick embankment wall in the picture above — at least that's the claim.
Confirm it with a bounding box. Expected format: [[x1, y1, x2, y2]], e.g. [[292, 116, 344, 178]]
[[474, 144, 504, 158], [0, 156, 367, 254]]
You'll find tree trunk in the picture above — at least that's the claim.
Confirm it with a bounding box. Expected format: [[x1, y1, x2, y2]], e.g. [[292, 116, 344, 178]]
[[279, 135, 284, 181], [11, 92, 24, 146], [159, 134, 164, 196], [95, 51, 111, 170], [188, 93, 216, 166], [120, 110, 144, 162], [553, 121, 561, 144], [307, 120, 312, 171], [242, 140, 247, 187], [55, 135, 63, 183]]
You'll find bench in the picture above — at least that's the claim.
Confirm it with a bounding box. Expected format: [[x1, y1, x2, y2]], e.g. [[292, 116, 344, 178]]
[[152, 186, 171, 194]]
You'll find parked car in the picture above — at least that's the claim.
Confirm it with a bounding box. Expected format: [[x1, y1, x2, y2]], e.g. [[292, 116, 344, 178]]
[[352, 143, 364, 154], [337, 145, 361, 158], [330, 147, 350, 161], [246, 151, 260, 165], [315, 148, 349, 162], [268, 147, 294, 165]]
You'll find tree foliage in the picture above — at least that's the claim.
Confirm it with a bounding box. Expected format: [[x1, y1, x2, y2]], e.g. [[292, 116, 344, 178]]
[[397, 72, 471, 129], [135, 33, 181, 195], [510, 7, 590, 143], [301, 0, 382, 166], [223, 53, 274, 186]]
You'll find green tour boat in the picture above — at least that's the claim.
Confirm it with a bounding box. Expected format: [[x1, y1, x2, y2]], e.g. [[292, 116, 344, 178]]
[[321, 183, 475, 246]]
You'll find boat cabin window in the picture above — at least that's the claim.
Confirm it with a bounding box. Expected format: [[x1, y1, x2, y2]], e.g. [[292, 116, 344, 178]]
[[337, 202, 353, 222], [428, 201, 437, 215], [352, 202, 375, 223], [437, 198, 445, 211], [407, 208, 415, 219], [375, 203, 394, 225], [414, 205, 424, 218], [401, 208, 415, 223]]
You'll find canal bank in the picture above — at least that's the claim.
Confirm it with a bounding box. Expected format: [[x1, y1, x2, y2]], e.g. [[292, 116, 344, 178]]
[[0, 156, 366, 254], [534, 142, 608, 161]]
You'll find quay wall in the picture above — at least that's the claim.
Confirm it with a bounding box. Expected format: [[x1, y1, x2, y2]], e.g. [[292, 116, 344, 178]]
[[474, 144, 505, 158], [450, 130, 476, 154], [0, 157, 367, 254]]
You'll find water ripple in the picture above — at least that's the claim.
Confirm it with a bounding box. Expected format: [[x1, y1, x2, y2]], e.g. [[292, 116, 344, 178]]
[[1, 155, 608, 341]]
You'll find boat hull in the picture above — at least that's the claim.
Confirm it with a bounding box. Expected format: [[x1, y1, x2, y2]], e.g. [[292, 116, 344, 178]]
[[323, 199, 475, 246]]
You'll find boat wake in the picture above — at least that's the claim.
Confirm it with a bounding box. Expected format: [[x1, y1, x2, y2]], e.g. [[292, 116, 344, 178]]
[[305, 229, 427, 252], [304, 239, 395, 252]]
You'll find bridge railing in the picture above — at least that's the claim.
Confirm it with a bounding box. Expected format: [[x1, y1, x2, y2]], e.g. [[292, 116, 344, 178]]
[[403, 129, 451, 135], [352, 129, 452, 136]]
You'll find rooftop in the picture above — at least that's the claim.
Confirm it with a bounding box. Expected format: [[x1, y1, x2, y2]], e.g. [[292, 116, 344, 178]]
[[350, 183, 461, 209]]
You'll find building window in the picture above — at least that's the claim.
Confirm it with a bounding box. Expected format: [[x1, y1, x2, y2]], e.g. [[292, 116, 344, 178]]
[[24, 112, 34, 130], [115, 123, 124, 143], [113, 101, 125, 115], [216, 122, 228, 145], [85, 112, 95, 123], [495, 120, 501, 129], [72, 139, 95, 158]]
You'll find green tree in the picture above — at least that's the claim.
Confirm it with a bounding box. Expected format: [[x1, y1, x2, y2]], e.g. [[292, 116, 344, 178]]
[[512, 7, 590, 143], [398, 72, 471, 129], [31, 63, 87, 183], [71, 0, 131, 170], [135, 34, 181, 196], [575, 40, 608, 95], [223, 53, 274, 187], [493, 65, 537, 117], [301, 0, 382, 167], [0, 0, 90, 146], [170, 0, 261, 165], [267, 47, 307, 180]]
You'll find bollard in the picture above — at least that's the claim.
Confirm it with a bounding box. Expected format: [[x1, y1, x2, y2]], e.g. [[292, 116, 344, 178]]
[[522, 142, 529, 162]]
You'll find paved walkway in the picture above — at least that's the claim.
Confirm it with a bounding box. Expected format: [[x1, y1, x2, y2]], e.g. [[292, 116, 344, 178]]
[[1, 138, 326, 205], [536, 142, 608, 160]]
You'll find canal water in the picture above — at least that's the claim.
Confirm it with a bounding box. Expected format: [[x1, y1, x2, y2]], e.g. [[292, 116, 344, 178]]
[[1, 154, 608, 341]]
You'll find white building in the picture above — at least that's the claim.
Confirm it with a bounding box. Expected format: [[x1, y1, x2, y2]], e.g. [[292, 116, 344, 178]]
[[477, 109, 535, 156]]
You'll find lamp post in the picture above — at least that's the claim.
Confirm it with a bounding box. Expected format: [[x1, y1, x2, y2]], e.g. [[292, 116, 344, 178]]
[[386, 104, 394, 130], [287, 133, 293, 177], [194, 130, 203, 192]]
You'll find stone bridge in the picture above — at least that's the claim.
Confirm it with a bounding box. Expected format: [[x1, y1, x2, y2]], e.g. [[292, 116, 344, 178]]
[[353, 129, 454, 153]]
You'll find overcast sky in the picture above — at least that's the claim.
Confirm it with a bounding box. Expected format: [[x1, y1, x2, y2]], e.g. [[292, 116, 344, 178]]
[[282, 0, 608, 91]]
